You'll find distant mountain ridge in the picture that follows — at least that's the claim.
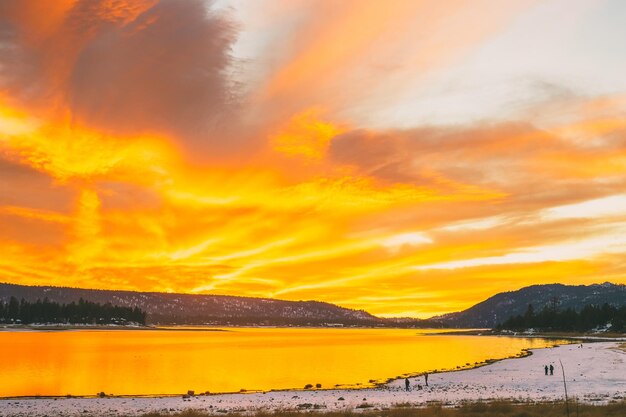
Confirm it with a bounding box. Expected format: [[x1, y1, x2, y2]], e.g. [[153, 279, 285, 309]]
[[0, 283, 380, 326], [435, 282, 626, 328], [1, 281, 624, 328]]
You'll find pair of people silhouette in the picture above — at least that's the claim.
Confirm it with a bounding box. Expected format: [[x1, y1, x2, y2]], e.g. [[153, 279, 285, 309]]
[[544, 364, 554, 375], [404, 373, 428, 391]]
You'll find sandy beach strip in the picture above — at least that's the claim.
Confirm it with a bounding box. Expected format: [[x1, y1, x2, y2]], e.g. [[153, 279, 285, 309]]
[[1, 341, 624, 416]]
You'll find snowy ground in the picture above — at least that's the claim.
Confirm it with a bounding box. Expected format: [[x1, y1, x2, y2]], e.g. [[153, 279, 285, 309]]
[[1, 342, 624, 416]]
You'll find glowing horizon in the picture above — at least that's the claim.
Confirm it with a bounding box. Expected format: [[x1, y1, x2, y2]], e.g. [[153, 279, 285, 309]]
[[1, 0, 625, 318]]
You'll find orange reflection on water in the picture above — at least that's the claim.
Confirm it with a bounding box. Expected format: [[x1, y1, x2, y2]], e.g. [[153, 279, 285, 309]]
[[0, 328, 563, 397]]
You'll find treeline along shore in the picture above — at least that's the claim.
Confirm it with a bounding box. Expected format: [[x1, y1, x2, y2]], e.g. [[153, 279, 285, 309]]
[[496, 302, 626, 333], [0, 297, 147, 325]]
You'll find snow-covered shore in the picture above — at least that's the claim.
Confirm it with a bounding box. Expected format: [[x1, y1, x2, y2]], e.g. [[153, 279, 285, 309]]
[[2, 342, 624, 416]]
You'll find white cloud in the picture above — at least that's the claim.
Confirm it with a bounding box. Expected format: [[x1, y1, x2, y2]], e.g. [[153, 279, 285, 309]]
[[414, 224, 626, 270], [382, 232, 432, 252], [542, 194, 626, 221], [438, 215, 511, 232]]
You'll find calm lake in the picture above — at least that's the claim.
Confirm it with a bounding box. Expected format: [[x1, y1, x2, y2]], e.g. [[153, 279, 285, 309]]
[[0, 327, 565, 397]]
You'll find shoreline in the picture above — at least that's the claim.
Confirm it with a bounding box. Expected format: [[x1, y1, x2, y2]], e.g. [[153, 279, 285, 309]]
[[1, 341, 624, 416], [3, 323, 625, 338], [1, 333, 623, 400], [435, 328, 626, 340]]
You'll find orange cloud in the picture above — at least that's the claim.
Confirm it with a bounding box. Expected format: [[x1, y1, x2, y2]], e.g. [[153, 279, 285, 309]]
[[271, 109, 346, 160]]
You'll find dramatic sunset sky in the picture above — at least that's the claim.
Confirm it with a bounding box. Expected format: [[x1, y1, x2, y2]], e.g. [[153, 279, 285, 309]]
[[1, 0, 625, 317]]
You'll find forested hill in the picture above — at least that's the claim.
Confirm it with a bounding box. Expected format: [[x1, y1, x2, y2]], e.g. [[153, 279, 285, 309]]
[[0, 297, 146, 325], [3, 281, 624, 328], [434, 282, 626, 328], [497, 303, 625, 332], [0, 282, 380, 326]]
